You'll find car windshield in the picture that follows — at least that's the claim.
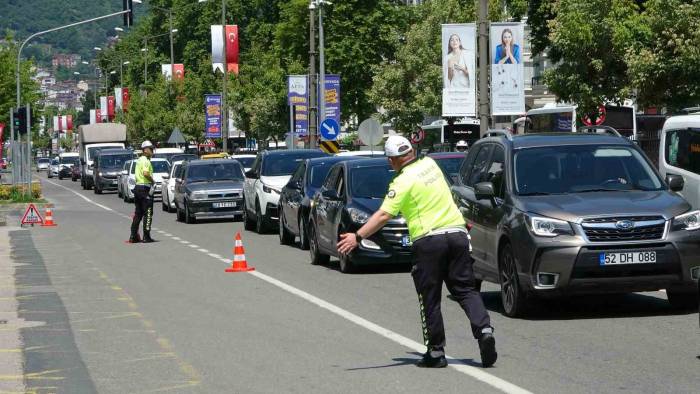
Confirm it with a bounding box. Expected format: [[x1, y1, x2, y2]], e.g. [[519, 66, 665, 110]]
[[38, 158, 50, 164], [153, 152, 181, 162], [262, 153, 325, 176], [309, 164, 334, 188], [433, 157, 463, 176], [51, 159, 58, 165], [350, 166, 395, 199], [514, 145, 664, 195], [151, 160, 170, 173], [61, 157, 79, 165], [234, 157, 255, 168], [170, 154, 197, 163], [187, 162, 244, 182], [99, 154, 132, 169]]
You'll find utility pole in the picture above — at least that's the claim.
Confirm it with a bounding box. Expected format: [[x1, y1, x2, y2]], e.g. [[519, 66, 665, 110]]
[[169, 10, 175, 83], [318, 1, 326, 126], [308, 1, 318, 149], [143, 37, 148, 85], [478, 0, 490, 137], [221, 0, 228, 153]]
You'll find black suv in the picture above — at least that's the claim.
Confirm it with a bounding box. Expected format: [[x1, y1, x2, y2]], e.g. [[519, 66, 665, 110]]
[[452, 132, 700, 316]]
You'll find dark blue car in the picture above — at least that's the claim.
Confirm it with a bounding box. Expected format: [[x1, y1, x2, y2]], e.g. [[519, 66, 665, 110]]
[[278, 156, 361, 249]]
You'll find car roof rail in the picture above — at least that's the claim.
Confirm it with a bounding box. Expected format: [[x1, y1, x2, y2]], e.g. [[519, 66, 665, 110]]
[[577, 125, 622, 137], [483, 129, 512, 140]]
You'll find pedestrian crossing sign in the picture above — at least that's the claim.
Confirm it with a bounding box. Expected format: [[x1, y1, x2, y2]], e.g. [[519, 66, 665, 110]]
[[21, 204, 44, 226]]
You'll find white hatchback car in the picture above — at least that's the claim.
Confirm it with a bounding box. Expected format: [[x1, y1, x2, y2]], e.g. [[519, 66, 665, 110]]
[[162, 160, 184, 212], [120, 158, 170, 203]]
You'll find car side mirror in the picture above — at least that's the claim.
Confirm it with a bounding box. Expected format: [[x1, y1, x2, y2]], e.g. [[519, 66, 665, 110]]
[[80, 159, 86, 165], [162, 174, 170, 180], [474, 181, 495, 201], [666, 174, 684, 192], [287, 179, 302, 190], [175, 178, 182, 184], [322, 188, 341, 200], [245, 169, 258, 179]]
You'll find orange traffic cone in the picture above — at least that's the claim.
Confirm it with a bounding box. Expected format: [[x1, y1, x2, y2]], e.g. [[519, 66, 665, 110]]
[[225, 232, 255, 272], [41, 207, 57, 227]]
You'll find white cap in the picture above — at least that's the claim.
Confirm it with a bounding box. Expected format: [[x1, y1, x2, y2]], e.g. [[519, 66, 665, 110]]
[[141, 140, 154, 149], [384, 135, 413, 157], [456, 140, 468, 147]]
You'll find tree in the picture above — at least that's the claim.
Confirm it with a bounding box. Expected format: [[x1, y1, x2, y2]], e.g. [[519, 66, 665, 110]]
[[626, 0, 700, 111], [542, 0, 645, 115], [0, 42, 39, 128]]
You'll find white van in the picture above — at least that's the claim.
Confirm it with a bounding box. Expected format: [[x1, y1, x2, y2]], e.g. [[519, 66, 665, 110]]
[[153, 147, 184, 163], [659, 115, 700, 209]]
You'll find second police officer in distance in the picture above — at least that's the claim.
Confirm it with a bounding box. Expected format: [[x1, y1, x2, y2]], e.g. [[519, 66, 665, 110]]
[[337, 135, 497, 368], [129, 140, 156, 243]]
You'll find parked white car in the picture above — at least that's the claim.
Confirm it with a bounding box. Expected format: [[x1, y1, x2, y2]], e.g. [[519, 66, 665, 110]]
[[117, 160, 133, 201], [119, 158, 170, 203], [230, 154, 256, 172], [162, 160, 184, 212], [243, 149, 327, 233]]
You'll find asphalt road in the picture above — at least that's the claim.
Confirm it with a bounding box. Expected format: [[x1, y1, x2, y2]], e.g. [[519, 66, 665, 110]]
[[4, 176, 698, 393]]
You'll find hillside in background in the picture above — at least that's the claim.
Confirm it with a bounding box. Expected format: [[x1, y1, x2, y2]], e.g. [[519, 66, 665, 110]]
[[0, 0, 146, 64]]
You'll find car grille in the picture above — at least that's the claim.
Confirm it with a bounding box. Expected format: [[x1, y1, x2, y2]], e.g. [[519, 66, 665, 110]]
[[381, 222, 410, 250], [207, 192, 242, 199], [581, 216, 666, 242]]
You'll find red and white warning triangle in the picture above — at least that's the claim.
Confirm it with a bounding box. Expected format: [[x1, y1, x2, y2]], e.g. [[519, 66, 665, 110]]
[[21, 204, 44, 226]]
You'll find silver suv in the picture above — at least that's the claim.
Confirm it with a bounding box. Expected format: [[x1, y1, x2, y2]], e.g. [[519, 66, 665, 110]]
[[451, 132, 700, 317]]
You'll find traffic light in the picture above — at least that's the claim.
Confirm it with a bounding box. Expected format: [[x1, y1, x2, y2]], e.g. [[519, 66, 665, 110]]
[[123, 0, 133, 27], [13, 107, 27, 135]]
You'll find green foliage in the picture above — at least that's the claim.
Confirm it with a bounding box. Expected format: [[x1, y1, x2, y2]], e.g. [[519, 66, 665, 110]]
[[0, 43, 39, 128]]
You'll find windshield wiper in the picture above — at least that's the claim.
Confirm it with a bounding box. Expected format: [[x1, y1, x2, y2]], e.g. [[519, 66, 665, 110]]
[[187, 179, 212, 183], [575, 188, 625, 193], [518, 191, 553, 196]]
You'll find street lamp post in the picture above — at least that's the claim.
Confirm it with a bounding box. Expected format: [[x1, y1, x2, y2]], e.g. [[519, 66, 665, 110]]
[[308, 1, 317, 149], [317, 0, 331, 126]]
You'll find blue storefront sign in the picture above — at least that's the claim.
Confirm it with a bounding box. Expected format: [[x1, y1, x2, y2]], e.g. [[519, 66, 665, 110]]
[[204, 94, 222, 138]]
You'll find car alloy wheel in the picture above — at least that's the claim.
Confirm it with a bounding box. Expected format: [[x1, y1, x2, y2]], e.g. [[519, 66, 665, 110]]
[[298, 216, 309, 250], [498, 242, 527, 317], [308, 222, 330, 266], [255, 201, 266, 234], [278, 212, 294, 245]]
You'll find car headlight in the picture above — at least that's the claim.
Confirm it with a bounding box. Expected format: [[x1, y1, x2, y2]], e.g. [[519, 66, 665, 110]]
[[360, 239, 381, 250], [190, 191, 207, 200], [98, 172, 103, 176], [128, 178, 135, 185], [528, 216, 574, 237], [347, 207, 370, 224], [672, 210, 700, 231], [262, 184, 280, 194]]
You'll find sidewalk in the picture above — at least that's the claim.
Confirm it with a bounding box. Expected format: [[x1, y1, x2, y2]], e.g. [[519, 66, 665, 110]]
[[0, 225, 44, 392]]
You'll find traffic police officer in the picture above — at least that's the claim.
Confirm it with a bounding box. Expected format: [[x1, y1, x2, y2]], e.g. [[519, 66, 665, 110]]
[[455, 140, 469, 152], [338, 135, 496, 368], [129, 140, 156, 243]]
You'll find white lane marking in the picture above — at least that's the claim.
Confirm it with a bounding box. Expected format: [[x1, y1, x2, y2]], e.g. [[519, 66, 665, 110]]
[[179, 240, 190, 245], [207, 253, 223, 259], [247, 270, 531, 394], [162, 232, 172, 237], [188, 244, 198, 248], [50, 180, 529, 393], [44, 179, 113, 212], [172, 237, 181, 241], [197, 249, 209, 253]]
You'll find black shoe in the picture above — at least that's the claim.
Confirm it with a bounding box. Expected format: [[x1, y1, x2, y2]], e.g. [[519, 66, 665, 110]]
[[416, 352, 447, 368], [142, 236, 155, 243], [127, 236, 140, 244], [478, 333, 497, 368]]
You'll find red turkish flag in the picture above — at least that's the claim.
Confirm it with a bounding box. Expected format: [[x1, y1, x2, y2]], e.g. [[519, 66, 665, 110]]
[[66, 115, 73, 132], [122, 88, 130, 112], [225, 25, 239, 74], [57, 115, 63, 132], [173, 64, 185, 81], [107, 96, 116, 120]]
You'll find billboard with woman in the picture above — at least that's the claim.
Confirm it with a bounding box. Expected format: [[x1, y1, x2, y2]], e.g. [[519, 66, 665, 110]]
[[491, 23, 525, 115], [442, 24, 476, 117]]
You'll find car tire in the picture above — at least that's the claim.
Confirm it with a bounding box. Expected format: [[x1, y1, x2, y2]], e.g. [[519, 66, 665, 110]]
[[279, 212, 294, 245], [666, 288, 698, 310], [498, 242, 528, 318], [58, 174, 63, 180], [118, 187, 123, 198], [176, 204, 184, 222], [338, 252, 356, 274], [162, 200, 168, 212], [298, 215, 310, 250], [308, 221, 330, 265], [255, 201, 267, 234], [184, 201, 195, 224], [94, 184, 102, 194], [243, 200, 255, 230]]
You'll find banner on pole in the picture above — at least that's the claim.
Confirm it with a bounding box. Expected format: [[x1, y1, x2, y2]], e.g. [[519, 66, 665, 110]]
[[115, 88, 123, 110], [90, 109, 97, 124], [490, 22, 525, 116], [107, 96, 116, 120], [442, 24, 477, 117], [100, 96, 108, 121], [225, 25, 239, 74], [211, 25, 224, 73], [204, 94, 222, 139], [321, 74, 341, 125], [122, 88, 130, 112], [287, 75, 308, 136]]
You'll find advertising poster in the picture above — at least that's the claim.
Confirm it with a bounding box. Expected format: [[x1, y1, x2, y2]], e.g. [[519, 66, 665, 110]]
[[204, 94, 222, 139], [442, 24, 476, 117], [287, 75, 308, 136], [322, 74, 341, 125], [491, 22, 525, 116]]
